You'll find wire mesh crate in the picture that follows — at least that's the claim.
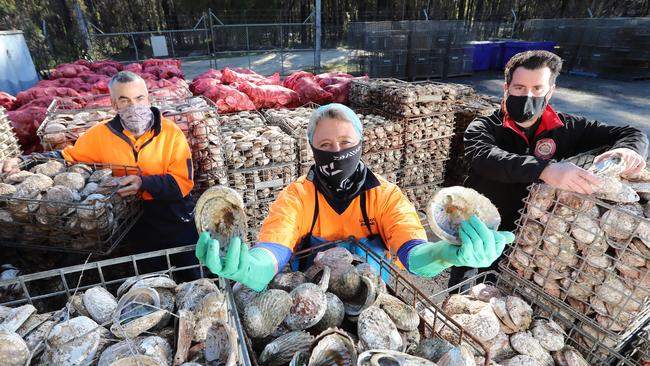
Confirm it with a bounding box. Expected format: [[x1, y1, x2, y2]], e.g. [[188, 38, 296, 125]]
[[349, 78, 406, 109], [159, 96, 228, 195], [237, 238, 491, 366], [229, 163, 297, 205], [263, 104, 319, 176], [431, 270, 638, 365], [444, 95, 500, 186], [619, 326, 650, 365], [0, 157, 143, 255], [401, 181, 443, 212], [399, 158, 449, 187], [219, 111, 296, 171], [501, 182, 650, 351], [0, 107, 22, 160], [0, 244, 252, 365]]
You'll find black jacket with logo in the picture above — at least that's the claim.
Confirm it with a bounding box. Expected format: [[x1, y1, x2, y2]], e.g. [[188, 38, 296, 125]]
[[463, 105, 648, 231]]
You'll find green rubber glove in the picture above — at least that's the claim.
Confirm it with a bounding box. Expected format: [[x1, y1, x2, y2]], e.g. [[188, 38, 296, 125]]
[[408, 216, 515, 277], [195, 231, 277, 292]]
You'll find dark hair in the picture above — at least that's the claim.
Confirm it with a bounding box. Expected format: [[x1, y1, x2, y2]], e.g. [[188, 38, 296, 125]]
[[504, 50, 563, 85]]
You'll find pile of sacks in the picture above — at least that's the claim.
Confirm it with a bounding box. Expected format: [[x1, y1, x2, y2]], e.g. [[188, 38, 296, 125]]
[[190, 68, 367, 113]]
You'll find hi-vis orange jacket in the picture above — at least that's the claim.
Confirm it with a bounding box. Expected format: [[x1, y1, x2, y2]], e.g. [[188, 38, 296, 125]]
[[255, 170, 428, 270], [60, 107, 193, 200]]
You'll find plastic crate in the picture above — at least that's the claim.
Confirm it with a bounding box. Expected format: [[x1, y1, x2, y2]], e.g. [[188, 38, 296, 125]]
[[0, 244, 252, 365], [0, 157, 143, 255]]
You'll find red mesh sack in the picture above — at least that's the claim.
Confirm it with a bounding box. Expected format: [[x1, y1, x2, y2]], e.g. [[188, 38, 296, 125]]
[[6, 106, 47, 147], [293, 77, 333, 105], [203, 84, 255, 113], [142, 59, 182, 69], [190, 78, 221, 95], [324, 79, 354, 104], [15, 87, 81, 108], [0, 92, 16, 110], [238, 82, 299, 109], [124, 63, 143, 73], [282, 71, 315, 90], [221, 67, 280, 86], [195, 69, 222, 80]]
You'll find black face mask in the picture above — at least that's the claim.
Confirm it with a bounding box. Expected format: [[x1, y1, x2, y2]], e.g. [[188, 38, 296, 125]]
[[505, 93, 548, 123], [311, 143, 363, 191]]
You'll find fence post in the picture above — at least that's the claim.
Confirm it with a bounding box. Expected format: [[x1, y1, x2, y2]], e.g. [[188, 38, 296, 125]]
[[246, 25, 252, 70], [131, 34, 139, 61], [315, 0, 321, 71], [207, 9, 215, 69], [280, 25, 285, 75]]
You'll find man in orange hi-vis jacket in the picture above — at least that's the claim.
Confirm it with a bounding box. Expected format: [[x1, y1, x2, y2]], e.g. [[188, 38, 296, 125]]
[[1, 71, 198, 273]]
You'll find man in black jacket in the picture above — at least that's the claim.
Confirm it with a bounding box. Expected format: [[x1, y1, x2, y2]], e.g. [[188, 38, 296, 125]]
[[448, 50, 649, 288]]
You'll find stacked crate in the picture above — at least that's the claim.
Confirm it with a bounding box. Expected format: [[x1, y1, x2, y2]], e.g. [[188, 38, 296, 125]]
[[408, 21, 445, 80], [444, 93, 501, 187], [264, 105, 317, 176], [523, 17, 650, 80], [158, 97, 228, 194], [0, 107, 22, 160], [501, 182, 650, 363], [219, 111, 297, 243], [350, 79, 460, 211]]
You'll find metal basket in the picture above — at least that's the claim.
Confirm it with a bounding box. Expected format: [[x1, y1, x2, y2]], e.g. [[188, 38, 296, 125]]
[[239, 238, 491, 366], [229, 162, 297, 205], [401, 181, 443, 212], [0, 157, 143, 255], [263, 104, 319, 177], [619, 325, 650, 365], [431, 270, 639, 365], [349, 78, 406, 108], [218, 110, 267, 132], [0, 111, 22, 160], [0, 244, 252, 366], [501, 182, 650, 349], [158, 96, 228, 195]]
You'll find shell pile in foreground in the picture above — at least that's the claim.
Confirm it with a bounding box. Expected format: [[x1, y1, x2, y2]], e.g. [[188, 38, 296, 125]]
[[239, 246, 506, 366], [0, 275, 239, 366]]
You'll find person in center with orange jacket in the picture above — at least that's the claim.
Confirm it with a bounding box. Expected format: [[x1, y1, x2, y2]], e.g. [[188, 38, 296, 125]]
[[1, 71, 198, 274], [195, 103, 516, 291]]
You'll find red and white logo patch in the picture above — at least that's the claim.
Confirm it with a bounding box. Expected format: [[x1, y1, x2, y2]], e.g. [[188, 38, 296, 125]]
[[534, 138, 556, 160]]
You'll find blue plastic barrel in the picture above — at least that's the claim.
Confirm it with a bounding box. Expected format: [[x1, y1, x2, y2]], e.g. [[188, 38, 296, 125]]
[[489, 42, 505, 70], [501, 41, 558, 69], [470, 41, 492, 71]]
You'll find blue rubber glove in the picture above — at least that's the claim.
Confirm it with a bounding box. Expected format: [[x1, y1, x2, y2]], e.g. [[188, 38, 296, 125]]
[[408, 216, 515, 277], [195, 231, 277, 292]]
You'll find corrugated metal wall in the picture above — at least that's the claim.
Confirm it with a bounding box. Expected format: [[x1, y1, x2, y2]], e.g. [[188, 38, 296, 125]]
[[0, 31, 38, 95]]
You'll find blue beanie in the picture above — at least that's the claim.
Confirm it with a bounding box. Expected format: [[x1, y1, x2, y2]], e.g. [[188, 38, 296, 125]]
[[307, 103, 363, 144]]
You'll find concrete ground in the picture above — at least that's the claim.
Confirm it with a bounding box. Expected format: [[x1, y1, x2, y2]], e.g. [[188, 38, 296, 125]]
[[182, 48, 356, 78]]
